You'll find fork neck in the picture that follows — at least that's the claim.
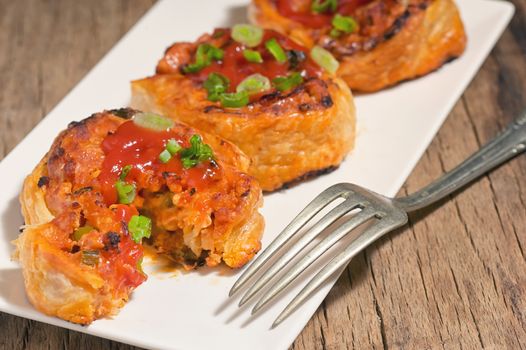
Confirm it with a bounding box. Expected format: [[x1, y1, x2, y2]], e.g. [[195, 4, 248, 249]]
[[394, 110, 526, 213]]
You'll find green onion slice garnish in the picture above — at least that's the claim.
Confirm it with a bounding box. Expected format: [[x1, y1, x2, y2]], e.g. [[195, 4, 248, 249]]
[[236, 74, 271, 95], [231, 24, 264, 47], [330, 28, 342, 38], [332, 14, 358, 34], [272, 72, 304, 92], [133, 112, 174, 131], [183, 43, 224, 73], [166, 138, 182, 155], [180, 134, 215, 168], [243, 49, 263, 63], [203, 72, 230, 102], [220, 91, 250, 108], [115, 179, 136, 204], [311, 0, 337, 13], [120, 165, 132, 181], [81, 250, 100, 266], [265, 38, 287, 63], [158, 149, 172, 163], [310, 46, 339, 74], [73, 225, 95, 241], [128, 215, 152, 243]]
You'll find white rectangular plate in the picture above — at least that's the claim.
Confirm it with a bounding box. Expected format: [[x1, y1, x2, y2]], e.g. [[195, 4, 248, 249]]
[[0, 1, 514, 349]]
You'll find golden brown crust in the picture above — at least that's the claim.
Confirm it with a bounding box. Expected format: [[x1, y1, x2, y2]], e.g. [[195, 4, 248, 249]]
[[132, 75, 355, 191], [249, 0, 467, 92], [14, 109, 265, 324], [16, 160, 121, 325], [131, 29, 356, 191]]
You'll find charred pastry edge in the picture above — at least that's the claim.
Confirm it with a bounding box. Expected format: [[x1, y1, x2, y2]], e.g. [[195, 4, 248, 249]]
[[330, 2, 431, 57], [66, 108, 139, 130], [183, 249, 209, 268], [107, 107, 139, 120], [202, 77, 334, 113], [270, 165, 339, 192], [388, 53, 463, 88], [37, 176, 50, 188]]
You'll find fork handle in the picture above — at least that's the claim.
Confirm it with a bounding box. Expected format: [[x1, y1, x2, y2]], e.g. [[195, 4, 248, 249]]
[[395, 110, 526, 212]]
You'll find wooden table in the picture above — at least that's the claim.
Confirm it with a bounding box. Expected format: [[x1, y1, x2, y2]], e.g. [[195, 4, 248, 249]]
[[1, 1, 525, 349]]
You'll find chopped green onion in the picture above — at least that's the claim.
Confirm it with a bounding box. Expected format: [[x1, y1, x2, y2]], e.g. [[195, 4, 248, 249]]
[[310, 46, 339, 74], [243, 49, 263, 63], [330, 28, 342, 38], [231, 24, 264, 47], [81, 250, 100, 266], [311, 0, 337, 13], [203, 72, 230, 102], [236, 74, 271, 95], [265, 38, 287, 63], [183, 43, 224, 73], [181, 158, 195, 169], [115, 179, 136, 204], [166, 138, 182, 155], [159, 149, 172, 163], [120, 165, 132, 181], [207, 45, 224, 60], [180, 134, 215, 168], [128, 215, 152, 243], [133, 112, 174, 131], [73, 225, 94, 241], [220, 91, 250, 108], [332, 14, 358, 34], [272, 72, 304, 92]]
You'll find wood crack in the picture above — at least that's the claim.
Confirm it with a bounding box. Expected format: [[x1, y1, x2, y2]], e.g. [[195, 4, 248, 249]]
[[21, 319, 31, 349], [372, 291, 388, 350], [452, 200, 483, 263], [468, 308, 486, 349], [448, 266, 462, 298], [415, 251, 429, 301], [487, 176, 526, 261]]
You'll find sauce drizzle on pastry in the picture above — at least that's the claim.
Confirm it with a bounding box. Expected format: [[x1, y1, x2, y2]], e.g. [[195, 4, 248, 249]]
[[187, 29, 322, 90], [275, 0, 372, 29], [98, 120, 220, 206]]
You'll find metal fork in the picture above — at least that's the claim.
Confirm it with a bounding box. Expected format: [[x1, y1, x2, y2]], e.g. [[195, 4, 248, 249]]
[[229, 111, 526, 328]]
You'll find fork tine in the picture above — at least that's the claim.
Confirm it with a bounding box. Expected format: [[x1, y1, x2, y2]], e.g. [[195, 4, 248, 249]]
[[271, 216, 407, 328], [238, 197, 362, 307], [251, 207, 377, 314], [229, 184, 349, 297]]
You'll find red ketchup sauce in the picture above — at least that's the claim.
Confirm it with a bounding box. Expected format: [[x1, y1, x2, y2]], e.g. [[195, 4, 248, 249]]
[[190, 29, 322, 92], [98, 120, 219, 206], [94, 120, 221, 288], [276, 0, 372, 29], [100, 233, 145, 289], [114, 204, 139, 223]]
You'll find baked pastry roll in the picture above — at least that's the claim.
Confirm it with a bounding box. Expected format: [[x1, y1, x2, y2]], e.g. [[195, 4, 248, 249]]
[[131, 26, 356, 191], [249, 0, 467, 92], [14, 109, 263, 324]]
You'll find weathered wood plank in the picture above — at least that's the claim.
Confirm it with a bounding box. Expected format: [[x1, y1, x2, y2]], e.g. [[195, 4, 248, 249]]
[[0, 0, 524, 349]]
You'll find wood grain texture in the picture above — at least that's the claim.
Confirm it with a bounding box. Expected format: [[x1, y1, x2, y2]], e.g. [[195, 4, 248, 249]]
[[0, 1, 524, 349]]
